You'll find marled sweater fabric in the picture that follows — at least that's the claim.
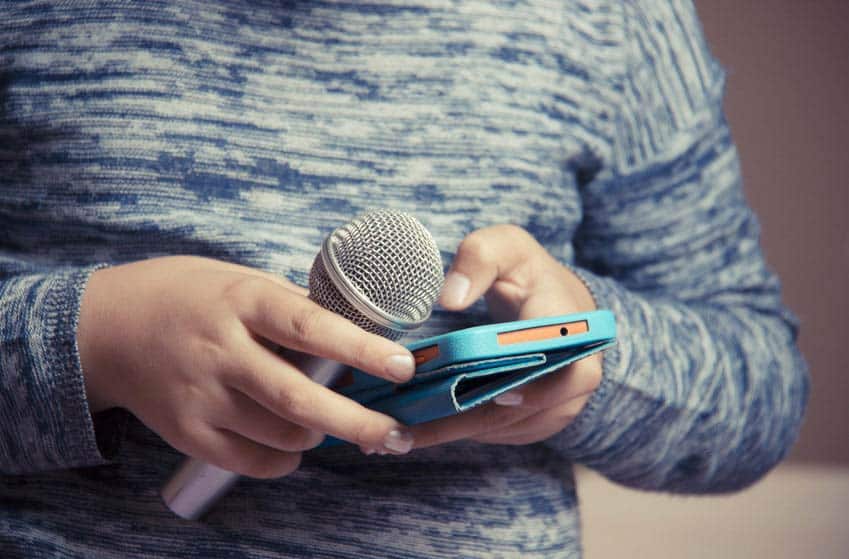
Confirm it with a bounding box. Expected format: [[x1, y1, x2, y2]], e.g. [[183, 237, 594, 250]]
[[0, 1, 808, 557]]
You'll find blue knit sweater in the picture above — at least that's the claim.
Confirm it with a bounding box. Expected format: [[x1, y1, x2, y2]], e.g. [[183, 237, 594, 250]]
[[0, 1, 808, 557]]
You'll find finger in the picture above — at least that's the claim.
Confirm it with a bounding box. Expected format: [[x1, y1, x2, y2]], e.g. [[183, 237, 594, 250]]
[[409, 401, 532, 449], [229, 276, 415, 383], [188, 425, 303, 479], [493, 356, 602, 411], [228, 342, 415, 454], [439, 225, 543, 310], [471, 428, 553, 446], [473, 394, 591, 446], [213, 389, 325, 452]]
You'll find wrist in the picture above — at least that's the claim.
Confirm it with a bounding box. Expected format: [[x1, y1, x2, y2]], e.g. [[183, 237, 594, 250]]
[[77, 267, 120, 413]]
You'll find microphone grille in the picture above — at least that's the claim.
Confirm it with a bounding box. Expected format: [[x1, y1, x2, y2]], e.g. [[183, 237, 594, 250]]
[[308, 210, 444, 340]]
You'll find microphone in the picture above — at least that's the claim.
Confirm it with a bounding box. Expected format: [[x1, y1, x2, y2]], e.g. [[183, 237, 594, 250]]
[[160, 209, 444, 520]]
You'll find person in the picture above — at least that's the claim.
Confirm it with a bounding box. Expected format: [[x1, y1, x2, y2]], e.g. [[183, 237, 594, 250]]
[[0, 1, 808, 557]]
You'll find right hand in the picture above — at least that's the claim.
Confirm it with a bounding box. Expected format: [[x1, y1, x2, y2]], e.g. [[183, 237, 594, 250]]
[[77, 256, 417, 479]]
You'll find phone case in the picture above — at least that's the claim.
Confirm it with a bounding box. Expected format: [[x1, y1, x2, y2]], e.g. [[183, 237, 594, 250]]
[[321, 310, 616, 446]]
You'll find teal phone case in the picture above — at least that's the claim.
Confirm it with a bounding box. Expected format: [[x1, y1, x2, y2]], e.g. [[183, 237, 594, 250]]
[[321, 310, 616, 447]]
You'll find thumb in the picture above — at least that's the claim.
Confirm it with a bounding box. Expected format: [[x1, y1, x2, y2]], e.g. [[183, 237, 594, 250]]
[[439, 225, 543, 311]]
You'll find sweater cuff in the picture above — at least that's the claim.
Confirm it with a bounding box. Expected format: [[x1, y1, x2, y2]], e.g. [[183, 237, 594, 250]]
[[10, 265, 122, 472], [546, 266, 630, 460]]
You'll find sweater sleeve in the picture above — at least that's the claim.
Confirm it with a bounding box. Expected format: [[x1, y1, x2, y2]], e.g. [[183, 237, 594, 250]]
[[0, 263, 120, 474], [547, 1, 809, 493]]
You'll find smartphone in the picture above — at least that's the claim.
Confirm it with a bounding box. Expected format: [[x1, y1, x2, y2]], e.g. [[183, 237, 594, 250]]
[[407, 310, 616, 373], [333, 310, 616, 401]]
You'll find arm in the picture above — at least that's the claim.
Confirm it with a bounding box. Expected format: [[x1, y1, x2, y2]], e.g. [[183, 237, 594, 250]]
[[411, 1, 808, 494], [2, 255, 419, 475], [0, 264, 112, 473], [550, 1, 809, 492], [553, 120, 808, 492]]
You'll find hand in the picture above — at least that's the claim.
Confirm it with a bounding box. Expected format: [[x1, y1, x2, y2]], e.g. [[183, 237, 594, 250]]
[[410, 225, 601, 448], [77, 256, 417, 478]]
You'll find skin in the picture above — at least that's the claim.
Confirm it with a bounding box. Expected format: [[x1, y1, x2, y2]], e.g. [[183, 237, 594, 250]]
[[77, 255, 418, 479], [409, 224, 601, 449], [77, 225, 600, 477]]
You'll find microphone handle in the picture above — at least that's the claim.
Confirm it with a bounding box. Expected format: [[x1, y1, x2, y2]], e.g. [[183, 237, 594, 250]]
[[160, 351, 347, 520]]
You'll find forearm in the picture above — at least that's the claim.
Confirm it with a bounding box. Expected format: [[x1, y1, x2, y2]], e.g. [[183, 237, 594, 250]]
[[549, 268, 808, 493], [549, 2, 810, 486]]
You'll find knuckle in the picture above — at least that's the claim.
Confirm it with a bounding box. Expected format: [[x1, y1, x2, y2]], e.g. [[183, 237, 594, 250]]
[[167, 415, 204, 456], [283, 427, 324, 452], [191, 327, 240, 373], [222, 275, 266, 309], [236, 452, 273, 479], [500, 224, 536, 246], [289, 306, 323, 347], [230, 445, 299, 479], [349, 417, 380, 448], [275, 387, 313, 422], [350, 338, 373, 371], [459, 231, 492, 263], [273, 452, 303, 478], [219, 358, 257, 394], [461, 225, 535, 266], [252, 451, 302, 479], [227, 454, 259, 477], [299, 430, 326, 450], [350, 420, 371, 447], [495, 223, 526, 237]]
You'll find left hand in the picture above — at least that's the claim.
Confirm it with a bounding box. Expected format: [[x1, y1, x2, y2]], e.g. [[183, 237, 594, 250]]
[[409, 225, 602, 448]]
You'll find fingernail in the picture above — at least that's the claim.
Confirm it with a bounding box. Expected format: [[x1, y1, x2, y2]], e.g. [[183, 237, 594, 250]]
[[440, 272, 470, 308], [495, 391, 523, 406], [385, 354, 415, 382], [383, 429, 414, 454], [361, 447, 377, 456]]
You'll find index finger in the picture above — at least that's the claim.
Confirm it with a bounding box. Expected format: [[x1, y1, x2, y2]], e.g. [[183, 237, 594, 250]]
[[228, 341, 415, 454], [229, 276, 415, 383]]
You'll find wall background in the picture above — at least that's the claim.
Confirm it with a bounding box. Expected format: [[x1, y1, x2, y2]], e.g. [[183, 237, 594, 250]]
[[695, 0, 849, 464]]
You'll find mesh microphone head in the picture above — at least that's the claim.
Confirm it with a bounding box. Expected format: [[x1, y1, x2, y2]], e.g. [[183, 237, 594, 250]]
[[308, 210, 444, 340]]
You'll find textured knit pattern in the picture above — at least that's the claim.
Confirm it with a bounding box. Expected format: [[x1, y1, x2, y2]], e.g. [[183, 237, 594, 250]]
[[0, 1, 808, 558]]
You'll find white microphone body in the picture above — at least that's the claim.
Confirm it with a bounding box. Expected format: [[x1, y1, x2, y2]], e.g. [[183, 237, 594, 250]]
[[160, 210, 443, 520]]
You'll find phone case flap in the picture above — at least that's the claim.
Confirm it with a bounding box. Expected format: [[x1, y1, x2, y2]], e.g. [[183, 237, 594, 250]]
[[338, 353, 545, 407], [319, 339, 614, 447], [452, 341, 614, 412]]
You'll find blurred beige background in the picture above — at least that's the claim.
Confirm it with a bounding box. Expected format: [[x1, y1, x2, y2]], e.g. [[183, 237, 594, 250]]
[[579, 2, 849, 557]]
